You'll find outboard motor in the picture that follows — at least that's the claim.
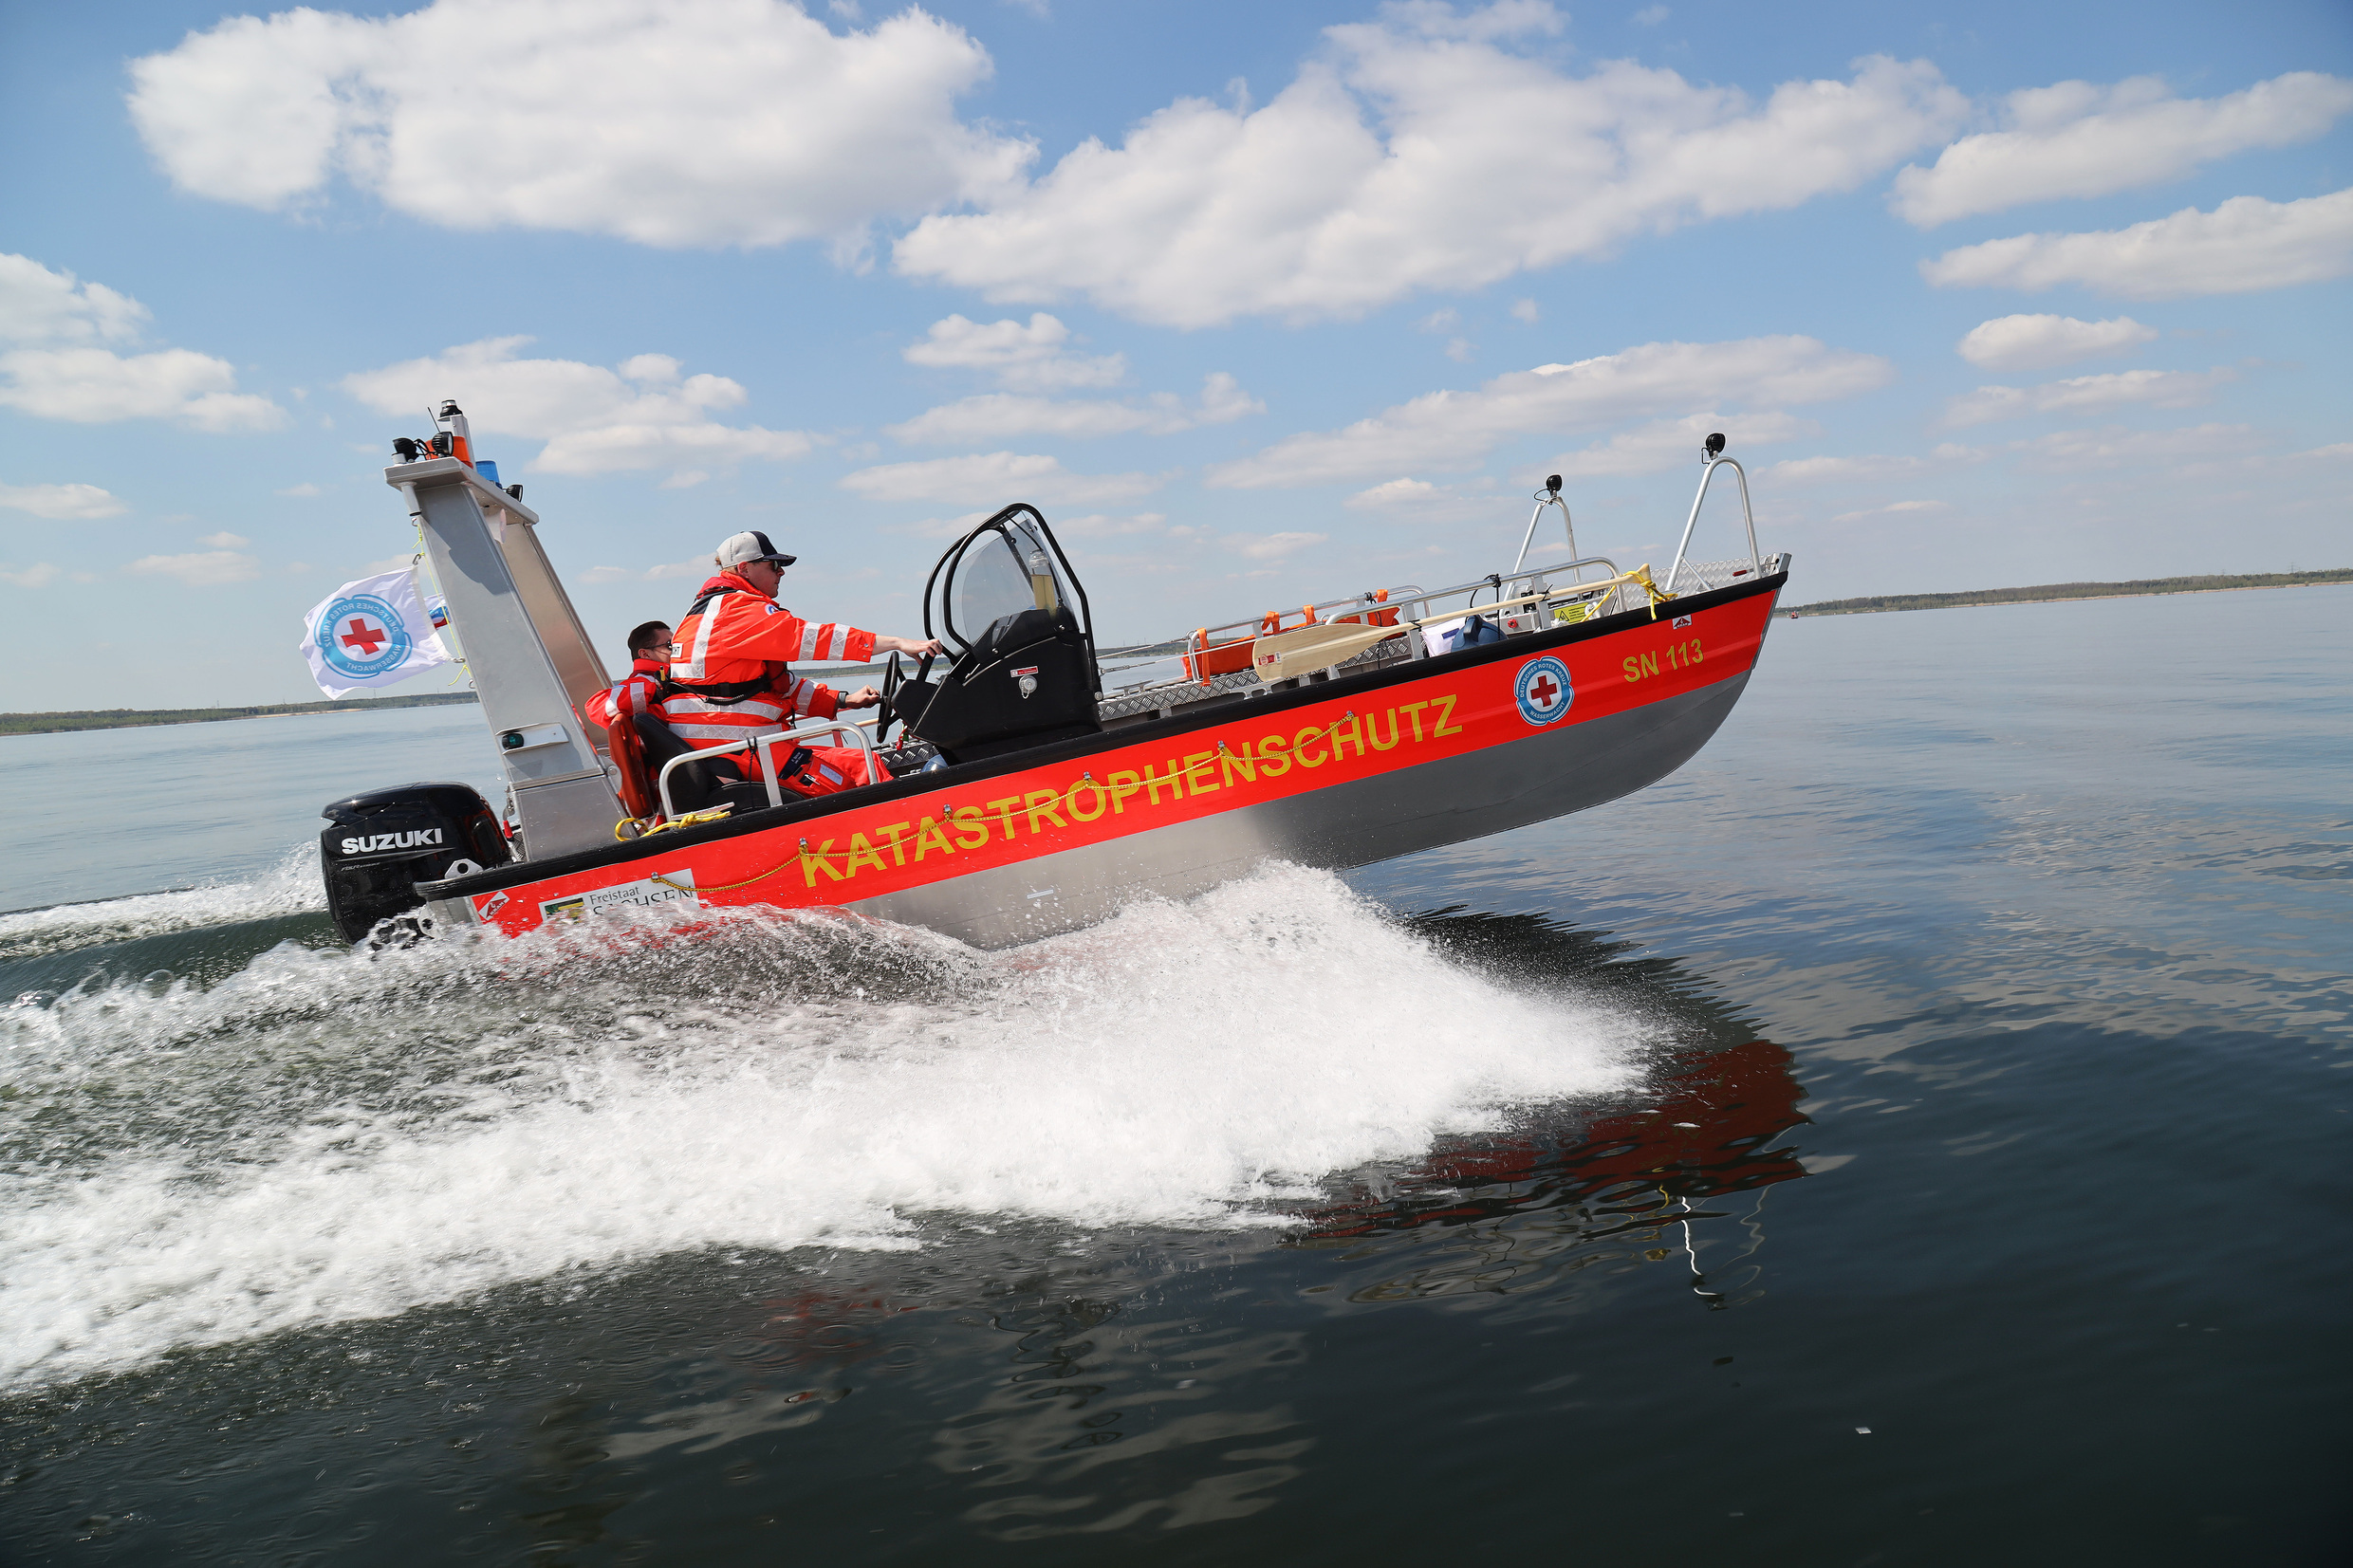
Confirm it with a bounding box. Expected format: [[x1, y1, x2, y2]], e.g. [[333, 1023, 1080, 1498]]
[[320, 782, 510, 942]]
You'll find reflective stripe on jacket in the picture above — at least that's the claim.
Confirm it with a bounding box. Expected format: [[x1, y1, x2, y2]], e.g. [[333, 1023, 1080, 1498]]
[[668, 570, 876, 690], [583, 658, 666, 731]]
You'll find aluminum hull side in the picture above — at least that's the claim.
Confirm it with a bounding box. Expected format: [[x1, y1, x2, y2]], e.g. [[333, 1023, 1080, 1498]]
[[843, 668, 1750, 948]]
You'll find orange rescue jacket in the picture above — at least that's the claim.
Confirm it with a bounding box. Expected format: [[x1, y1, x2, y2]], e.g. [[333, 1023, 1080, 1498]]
[[662, 572, 878, 778], [583, 656, 666, 731]]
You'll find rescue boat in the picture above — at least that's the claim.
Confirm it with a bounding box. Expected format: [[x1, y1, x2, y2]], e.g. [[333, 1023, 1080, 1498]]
[[318, 407, 1788, 949]]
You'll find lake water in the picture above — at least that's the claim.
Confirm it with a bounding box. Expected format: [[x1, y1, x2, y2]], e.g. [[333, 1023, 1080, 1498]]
[[2, 588, 2345, 1565]]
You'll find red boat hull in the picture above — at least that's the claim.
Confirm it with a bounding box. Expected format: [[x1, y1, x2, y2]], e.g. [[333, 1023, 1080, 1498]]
[[428, 571, 1785, 947]]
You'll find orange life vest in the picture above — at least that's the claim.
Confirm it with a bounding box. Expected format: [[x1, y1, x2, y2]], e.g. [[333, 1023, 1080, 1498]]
[[583, 657, 666, 731], [668, 572, 874, 694]]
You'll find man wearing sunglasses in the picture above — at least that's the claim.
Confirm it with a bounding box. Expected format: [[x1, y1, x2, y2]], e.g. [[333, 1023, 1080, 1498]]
[[658, 530, 940, 797]]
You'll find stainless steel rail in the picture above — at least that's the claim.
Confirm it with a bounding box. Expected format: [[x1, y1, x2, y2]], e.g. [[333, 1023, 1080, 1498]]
[[1665, 456, 1761, 594], [1512, 488, 1576, 575], [653, 717, 881, 819]]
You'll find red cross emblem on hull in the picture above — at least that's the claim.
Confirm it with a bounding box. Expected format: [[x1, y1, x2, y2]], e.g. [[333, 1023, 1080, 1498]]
[[341, 617, 389, 655], [1514, 655, 1574, 726]]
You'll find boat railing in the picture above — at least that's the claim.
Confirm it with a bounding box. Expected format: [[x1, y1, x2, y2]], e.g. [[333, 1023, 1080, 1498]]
[[1510, 476, 1618, 581], [1178, 585, 1429, 682], [1377, 556, 1635, 652], [1168, 553, 1635, 681], [654, 717, 880, 819], [1664, 455, 1761, 594], [1092, 555, 1654, 721]]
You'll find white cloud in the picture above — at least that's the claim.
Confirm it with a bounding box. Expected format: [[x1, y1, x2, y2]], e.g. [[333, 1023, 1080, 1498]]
[[124, 550, 262, 585], [1760, 446, 1985, 486], [895, 10, 1965, 325], [2009, 422, 2255, 470], [1510, 298, 1541, 323], [1892, 72, 2353, 227], [884, 373, 1261, 444], [275, 482, 323, 497], [1921, 188, 2353, 298], [0, 255, 285, 433], [1955, 313, 2158, 371], [1227, 530, 1326, 562], [1344, 477, 1502, 523], [902, 313, 1125, 391], [0, 563, 62, 589], [0, 253, 148, 343], [1944, 366, 2237, 428], [198, 530, 251, 547], [0, 481, 127, 520], [341, 337, 815, 477], [1829, 499, 1950, 523], [1209, 336, 1891, 489], [1552, 412, 1817, 477], [0, 348, 287, 432], [839, 451, 1162, 505], [1632, 6, 1669, 24], [126, 0, 1031, 252]]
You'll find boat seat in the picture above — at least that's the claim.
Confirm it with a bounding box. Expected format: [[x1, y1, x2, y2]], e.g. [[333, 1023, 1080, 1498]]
[[630, 713, 746, 815]]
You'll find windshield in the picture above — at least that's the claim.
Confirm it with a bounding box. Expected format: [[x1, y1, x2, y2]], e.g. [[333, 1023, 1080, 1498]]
[[953, 519, 1065, 643]]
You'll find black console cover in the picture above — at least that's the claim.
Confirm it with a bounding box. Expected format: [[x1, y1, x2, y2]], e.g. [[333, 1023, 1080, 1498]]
[[893, 605, 1102, 762]]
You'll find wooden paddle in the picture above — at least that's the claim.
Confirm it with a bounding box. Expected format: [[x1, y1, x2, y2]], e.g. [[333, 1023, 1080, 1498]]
[[1250, 619, 1414, 682], [1248, 568, 1663, 682]]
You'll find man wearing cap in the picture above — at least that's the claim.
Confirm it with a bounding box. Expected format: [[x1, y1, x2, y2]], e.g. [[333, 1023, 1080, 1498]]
[[658, 531, 940, 795]]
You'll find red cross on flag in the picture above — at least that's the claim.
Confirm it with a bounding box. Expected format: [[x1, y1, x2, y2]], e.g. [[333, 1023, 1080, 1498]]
[[340, 615, 390, 656]]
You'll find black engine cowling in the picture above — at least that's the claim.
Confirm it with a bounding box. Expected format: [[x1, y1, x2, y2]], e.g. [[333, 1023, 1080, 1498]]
[[892, 604, 1102, 764], [320, 782, 510, 942]]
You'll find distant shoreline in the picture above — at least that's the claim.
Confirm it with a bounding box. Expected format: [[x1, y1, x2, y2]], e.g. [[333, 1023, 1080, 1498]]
[[9, 569, 2344, 730], [1, 691, 479, 737], [1778, 569, 2352, 619]]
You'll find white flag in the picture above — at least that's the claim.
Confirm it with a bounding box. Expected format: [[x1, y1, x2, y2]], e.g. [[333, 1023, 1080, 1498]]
[[298, 568, 454, 698]]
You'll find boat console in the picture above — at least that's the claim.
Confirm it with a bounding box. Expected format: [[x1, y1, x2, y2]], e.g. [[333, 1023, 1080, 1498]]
[[882, 507, 1105, 765]]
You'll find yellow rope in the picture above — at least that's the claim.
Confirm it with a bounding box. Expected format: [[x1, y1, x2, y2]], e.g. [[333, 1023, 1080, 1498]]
[[642, 806, 733, 836], [654, 862, 791, 895]]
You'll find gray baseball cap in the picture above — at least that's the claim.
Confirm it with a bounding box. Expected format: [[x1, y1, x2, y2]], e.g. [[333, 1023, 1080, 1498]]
[[714, 530, 796, 569]]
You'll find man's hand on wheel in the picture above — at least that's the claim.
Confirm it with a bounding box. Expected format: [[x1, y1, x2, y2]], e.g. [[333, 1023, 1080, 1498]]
[[838, 686, 884, 710], [875, 635, 944, 657]]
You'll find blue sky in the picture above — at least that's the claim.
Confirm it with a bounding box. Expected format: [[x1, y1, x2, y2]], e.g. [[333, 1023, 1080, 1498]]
[[4, 0, 2348, 708]]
